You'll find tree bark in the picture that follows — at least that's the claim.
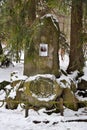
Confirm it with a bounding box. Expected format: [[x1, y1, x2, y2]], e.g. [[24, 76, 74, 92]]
[[67, 0, 84, 73], [27, 0, 36, 26], [0, 41, 3, 55], [24, 0, 36, 75]]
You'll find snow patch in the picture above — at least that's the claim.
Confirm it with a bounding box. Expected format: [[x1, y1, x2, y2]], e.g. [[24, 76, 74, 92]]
[[32, 93, 56, 101]]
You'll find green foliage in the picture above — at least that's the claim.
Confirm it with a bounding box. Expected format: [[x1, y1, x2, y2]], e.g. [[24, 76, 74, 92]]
[[0, 0, 87, 64], [46, 0, 59, 8], [0, 0, 33, 62], [47, 0, 71, 15]]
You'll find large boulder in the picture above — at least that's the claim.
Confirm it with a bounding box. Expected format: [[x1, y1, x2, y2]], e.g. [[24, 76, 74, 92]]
[[5, 97, 18, 110], [77, 79, 87, 91], [5, 75, 84, 111], [62, 88, 78, 110], [5, 80, 25, 109], [23, 76, 63, 109], [5, 75, 63, 110], [77, 79, 87, 97]]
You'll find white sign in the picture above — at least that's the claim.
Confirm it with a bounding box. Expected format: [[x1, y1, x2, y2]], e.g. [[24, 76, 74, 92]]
[[39, 43, 48, 56]]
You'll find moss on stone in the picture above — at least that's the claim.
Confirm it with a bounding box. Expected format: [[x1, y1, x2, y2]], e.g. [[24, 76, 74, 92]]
[[23, 76, 63, 109], [63, 88, 78, 111]]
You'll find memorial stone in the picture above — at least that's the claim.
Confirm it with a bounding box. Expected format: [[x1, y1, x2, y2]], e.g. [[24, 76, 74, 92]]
[[24, 14, 60, 77]]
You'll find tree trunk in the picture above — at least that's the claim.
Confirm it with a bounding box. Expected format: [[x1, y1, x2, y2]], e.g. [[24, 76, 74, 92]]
[[16, 39, 20, 63], [27, 0, 36, 26], [0, 41, 3, 55], [67, 0, 84, 73], [24, 0, 36, 75]]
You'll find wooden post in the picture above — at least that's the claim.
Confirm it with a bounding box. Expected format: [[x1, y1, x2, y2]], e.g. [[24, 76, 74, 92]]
[[25, 106, 29, 118], [59, 98, 63, 116]]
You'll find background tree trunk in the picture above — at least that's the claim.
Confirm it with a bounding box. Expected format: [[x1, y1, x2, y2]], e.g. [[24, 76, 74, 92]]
[[0, 41, 3, 55], [24, 0, 36, 75], [27, 0, 36, 26], [67, 0, 84, 73]]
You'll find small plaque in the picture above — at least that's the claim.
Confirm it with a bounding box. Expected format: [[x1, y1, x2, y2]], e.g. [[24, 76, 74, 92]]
[[39, 43, 48, 56]]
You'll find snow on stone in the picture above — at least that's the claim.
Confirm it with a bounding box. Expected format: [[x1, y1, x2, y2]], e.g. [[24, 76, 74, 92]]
[[5, 84, 12, 90], [8, 89, 16, 99], [75, 91, 87, 101], [81, 66, 87, 81], [32, 93, 56, 101], [56, 70, 79, 88], [26, 74, 56, 82], [43, 13, 59, 23], [41, 13, 59, 31]]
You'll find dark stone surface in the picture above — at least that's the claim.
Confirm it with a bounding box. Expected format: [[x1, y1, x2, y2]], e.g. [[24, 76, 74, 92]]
[[0, 81, 10, 90], [77, 79, 87, 90]]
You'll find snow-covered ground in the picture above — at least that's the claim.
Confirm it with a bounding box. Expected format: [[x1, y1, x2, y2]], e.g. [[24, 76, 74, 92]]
[[0, 54, 87, 130], [0, 105, 87, 130]]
